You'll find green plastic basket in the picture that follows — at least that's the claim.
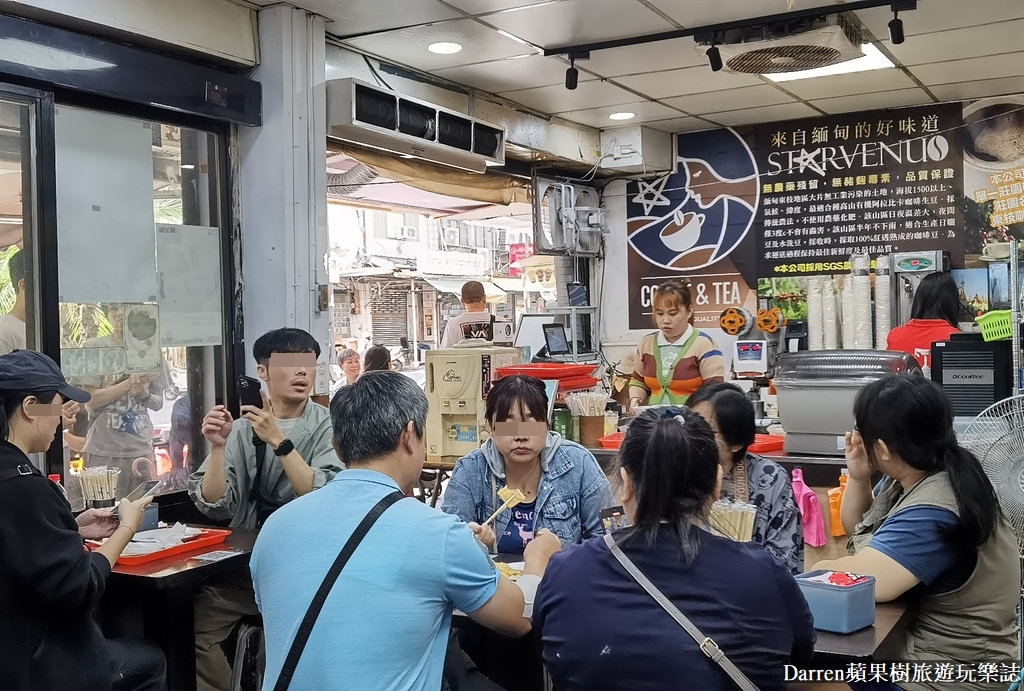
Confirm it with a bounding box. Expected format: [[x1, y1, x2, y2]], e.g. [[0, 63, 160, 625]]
[[976, 310, 1014, 342]]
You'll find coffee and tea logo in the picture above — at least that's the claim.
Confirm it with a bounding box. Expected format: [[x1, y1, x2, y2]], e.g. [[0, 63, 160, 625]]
[[442, 368, 462, 383], [626, 128, 759, 271]]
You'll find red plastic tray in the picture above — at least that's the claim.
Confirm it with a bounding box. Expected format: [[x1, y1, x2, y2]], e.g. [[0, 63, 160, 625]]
[[114, 528, 231, 565], [748, 434, 785, 454], [496, 363, 597, 380], [557, 376, 600, 392], [597, 431, 623, 449]]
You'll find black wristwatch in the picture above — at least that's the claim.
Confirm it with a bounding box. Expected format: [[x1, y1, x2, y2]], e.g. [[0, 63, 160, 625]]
[[273, 438, 295, 456]]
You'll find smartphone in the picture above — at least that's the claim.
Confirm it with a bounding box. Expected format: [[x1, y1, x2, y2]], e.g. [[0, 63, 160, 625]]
[[125, 480, 160, 502], [238, 375, 264, 411]]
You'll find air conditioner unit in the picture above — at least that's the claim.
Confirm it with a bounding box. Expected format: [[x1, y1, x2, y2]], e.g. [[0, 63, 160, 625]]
[[700, 14, 864, 75], [327, 77, 505, 174]]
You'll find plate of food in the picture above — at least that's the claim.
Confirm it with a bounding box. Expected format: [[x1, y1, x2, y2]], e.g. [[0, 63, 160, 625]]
[[495, 561, 525, 580]]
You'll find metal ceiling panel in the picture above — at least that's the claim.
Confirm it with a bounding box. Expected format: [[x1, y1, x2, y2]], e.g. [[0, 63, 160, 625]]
[[908, 52, 1024, 87], [480, 0, 672, 48], [577, 37, 706, 78], [500, 79, 637, 112], [661, 84, 796, 115], [551, 100, 681, 128], [442, 0, 561, 13], [780, 68, 918, 101], [706, 102, 820, 126], [811, 87, 934, 115], [647, 0, 797, 28], [433, 54, 569, 92], [880, 19, 1024, 66], [643, 116, 715, 133], [854, 0, 1024, 39], [930, 77, 1024, 103], [614, 64, 764, 99]]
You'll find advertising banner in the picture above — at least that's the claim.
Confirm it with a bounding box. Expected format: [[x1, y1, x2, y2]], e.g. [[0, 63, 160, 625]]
[[624, 95, 1024, 326]]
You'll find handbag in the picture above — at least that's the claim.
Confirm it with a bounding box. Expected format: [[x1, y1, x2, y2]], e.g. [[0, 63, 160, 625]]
[[602, 533, 760, 691], [271, 489, 406, 691]]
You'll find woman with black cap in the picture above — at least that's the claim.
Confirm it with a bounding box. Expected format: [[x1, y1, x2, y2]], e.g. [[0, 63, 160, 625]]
[[0, 349, 166, 691]]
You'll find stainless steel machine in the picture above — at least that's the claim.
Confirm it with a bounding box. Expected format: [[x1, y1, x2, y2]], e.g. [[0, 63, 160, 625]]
[[773, 350, 921, 456], [891, 251, 948, 327]]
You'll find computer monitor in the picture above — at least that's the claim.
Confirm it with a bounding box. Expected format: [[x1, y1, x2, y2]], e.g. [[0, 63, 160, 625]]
[[514, 313, 556, 359], [542, 323, 572, 356]]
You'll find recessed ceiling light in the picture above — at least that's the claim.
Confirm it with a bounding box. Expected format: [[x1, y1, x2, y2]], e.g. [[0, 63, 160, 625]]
[[609, 112, 636, 121], [764, 43, 894, 82], [428, 42, 463, 55]]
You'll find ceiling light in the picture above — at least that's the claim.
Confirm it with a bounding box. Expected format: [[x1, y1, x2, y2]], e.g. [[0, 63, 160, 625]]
[[706, 45, 723, 72], [609, 112, 636, 121], [888, 14, 905, 44], [427, 42, 463, 55], [565, 58, 579, 90], [764, 43, 895, 82]]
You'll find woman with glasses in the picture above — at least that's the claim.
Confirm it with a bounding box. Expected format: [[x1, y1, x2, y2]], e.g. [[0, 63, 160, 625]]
[[688, 381, 803, 573]]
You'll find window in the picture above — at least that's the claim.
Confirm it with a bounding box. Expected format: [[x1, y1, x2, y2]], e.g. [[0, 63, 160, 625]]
[[54, 107, 227, 509]]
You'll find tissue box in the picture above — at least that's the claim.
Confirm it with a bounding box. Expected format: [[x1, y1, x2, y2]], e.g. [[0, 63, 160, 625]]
[[139, 502, 159, 532], [795, 570, 876, 633]]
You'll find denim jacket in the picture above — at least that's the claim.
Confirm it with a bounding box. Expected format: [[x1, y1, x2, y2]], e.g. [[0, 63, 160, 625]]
[[441, 432, 612, 552]]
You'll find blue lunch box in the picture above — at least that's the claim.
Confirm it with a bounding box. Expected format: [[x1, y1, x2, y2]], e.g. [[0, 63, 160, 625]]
[[795, 569, 876, 634]]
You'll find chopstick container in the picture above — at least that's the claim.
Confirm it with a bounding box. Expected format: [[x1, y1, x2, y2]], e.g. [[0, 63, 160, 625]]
[[579, 415, 605, 448], [795, 569, 876, 633]]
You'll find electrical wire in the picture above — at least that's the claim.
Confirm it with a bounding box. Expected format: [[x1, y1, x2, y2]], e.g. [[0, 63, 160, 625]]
[[364, 55, 393, 90]]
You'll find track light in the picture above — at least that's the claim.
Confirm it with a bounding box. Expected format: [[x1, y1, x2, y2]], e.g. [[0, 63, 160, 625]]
[[888, 11, 905, 44], [565, 57, 579, 90], [706, 44, 723, 72]]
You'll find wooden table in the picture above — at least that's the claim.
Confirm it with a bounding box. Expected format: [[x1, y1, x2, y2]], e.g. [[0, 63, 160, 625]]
[[812, 601, 910, 661], [102, 528, 257, 691]]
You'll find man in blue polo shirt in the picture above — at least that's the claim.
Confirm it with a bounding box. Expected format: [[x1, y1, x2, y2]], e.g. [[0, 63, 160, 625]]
[[250, 371, 561, 690]]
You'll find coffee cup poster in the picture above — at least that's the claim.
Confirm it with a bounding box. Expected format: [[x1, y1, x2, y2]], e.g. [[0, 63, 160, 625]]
[[624, 97, 1024, 329]]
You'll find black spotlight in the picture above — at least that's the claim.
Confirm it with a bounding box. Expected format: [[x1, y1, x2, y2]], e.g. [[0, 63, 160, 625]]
[[706, 45, 723, 72], [888, 14, 905, 44], [565, 58, 579, 90]]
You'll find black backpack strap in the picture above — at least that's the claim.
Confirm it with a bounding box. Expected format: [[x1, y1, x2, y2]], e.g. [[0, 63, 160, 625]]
[[272, 489, 406, 691], [249, 429, 271, 526]]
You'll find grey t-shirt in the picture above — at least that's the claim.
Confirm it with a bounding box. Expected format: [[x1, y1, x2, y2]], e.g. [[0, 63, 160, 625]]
[[75, 336, 169, 459], [0, 313, 26, 355]]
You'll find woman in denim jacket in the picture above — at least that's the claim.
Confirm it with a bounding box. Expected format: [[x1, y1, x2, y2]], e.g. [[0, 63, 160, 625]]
[[442, 375, 612, 554]]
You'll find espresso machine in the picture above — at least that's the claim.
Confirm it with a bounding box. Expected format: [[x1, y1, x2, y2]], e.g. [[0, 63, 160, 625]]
[[891, 251, 948, 326]]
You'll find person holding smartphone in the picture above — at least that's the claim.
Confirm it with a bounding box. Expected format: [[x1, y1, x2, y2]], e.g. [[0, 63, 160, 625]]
[[186, 327, 341, 691], [0, 350, 165, 691]]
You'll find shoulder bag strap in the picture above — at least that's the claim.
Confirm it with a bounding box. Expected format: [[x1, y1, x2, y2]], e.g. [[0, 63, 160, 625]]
[[273, 489, 406, 691], [602, 533, 760, 691]]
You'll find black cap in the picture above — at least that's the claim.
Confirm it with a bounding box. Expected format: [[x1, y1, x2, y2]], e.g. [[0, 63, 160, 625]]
[[0, 350, 91, 403]]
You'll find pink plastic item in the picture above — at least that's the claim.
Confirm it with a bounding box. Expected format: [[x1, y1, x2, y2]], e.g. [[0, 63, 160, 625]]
[[791, 468, 828, 547]]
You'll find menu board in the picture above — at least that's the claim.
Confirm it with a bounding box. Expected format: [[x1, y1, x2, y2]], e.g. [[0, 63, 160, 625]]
[[749, 103, 964, 276]]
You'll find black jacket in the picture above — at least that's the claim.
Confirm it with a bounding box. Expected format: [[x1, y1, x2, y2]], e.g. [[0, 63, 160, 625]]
[[0, 439, 115, 691]]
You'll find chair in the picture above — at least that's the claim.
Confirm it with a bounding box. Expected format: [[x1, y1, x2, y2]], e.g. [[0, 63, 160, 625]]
[[230, 615, 265, 691]]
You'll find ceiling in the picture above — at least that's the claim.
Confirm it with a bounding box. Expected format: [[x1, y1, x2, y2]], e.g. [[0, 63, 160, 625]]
[[245, 0, 1024, 134]]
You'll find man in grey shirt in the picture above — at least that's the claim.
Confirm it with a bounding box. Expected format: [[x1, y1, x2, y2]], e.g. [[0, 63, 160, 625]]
[[440, 280, 493, 349], [187, 327, 341, 691]]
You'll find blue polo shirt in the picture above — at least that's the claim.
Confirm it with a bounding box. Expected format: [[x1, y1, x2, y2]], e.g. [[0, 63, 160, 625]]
[[251, 469, 500, 691]]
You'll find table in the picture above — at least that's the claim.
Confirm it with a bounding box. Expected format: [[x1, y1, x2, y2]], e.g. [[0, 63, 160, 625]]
[[102, 528, 257, 691], [812, 601, 911, 661]]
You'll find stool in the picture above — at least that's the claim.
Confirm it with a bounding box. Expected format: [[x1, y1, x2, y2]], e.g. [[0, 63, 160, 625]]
[[230, 615, 265, 691]]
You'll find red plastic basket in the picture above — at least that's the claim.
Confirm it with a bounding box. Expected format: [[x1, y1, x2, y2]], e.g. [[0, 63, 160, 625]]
[[597, 431, 623, 449], [748, 434, 785, 454], [556, 376, 600, 392], [496, 363, 597, 380]]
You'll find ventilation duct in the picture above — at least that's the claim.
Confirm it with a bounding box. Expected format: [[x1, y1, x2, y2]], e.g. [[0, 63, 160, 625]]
[[327, 163, 379, 196]]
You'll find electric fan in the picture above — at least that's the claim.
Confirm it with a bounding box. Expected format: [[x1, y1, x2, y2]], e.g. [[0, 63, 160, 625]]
[[959, 394, 1024, 675]]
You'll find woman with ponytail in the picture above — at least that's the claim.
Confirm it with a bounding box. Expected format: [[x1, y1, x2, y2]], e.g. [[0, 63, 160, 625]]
[[815, 375, 1018, 691], [533, 407, 814, 691]]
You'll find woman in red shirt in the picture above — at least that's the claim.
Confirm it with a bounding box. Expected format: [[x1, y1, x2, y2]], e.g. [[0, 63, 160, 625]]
[[886, 272, 962, 367]]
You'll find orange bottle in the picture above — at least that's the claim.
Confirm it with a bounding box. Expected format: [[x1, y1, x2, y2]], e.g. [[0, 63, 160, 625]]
[[828, 470, 849, 538]]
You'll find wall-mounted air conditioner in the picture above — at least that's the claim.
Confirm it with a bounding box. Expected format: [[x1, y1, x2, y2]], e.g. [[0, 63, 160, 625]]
[[327, 77, 506, 174]]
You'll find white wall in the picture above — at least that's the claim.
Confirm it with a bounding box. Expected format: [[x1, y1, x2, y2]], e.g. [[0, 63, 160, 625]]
[[7, 0, 258, 65], [600, 179, 646, 373]]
